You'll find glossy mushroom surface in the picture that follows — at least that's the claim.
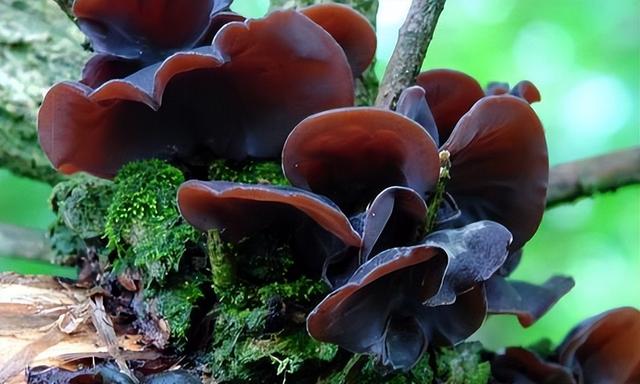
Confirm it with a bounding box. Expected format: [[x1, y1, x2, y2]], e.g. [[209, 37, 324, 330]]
[[39, 11, 355, 178], [283, 107, 439, 212], [443, 95, 549, 250]]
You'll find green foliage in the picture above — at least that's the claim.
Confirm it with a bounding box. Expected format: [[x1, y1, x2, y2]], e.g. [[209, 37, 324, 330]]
[[434, 342, 490, 384], [48, 174, 114, 264], [208, 159, 289, 186], [153, 277, 205, 349], [105, 160, 198, 285]]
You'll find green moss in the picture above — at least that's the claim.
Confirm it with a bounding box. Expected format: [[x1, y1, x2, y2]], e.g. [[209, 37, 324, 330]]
[[48, 174, 114, 264], [105, 160, 199, 285], [153, 277, 205, 349], [208, 160, 289, 186], [435, 342, 490, 384], [209, 273, 333, 383]]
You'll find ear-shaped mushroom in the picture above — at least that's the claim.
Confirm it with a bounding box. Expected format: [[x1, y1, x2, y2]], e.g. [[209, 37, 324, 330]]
[[177, 180, 360, 247], [308, 219, 510, 371], [79, 12, 247, 87], [307, 245, 448, 371], [73, 0, 233, 63], [416, 69, 485, 143], [558, 307, 640, 384], [423, 221, 512, 306], [510, 80, 541, 104], [39, 11, 355, 178], [283, 107, 439, 213], [396, 86, 439, 145], [442, 95, 548, 250], [491, 347, 575, 384], [300, 3, 377, 77], [485, 80, 541, 104], [485, 82, 510, 96], [360, 186, 427, 263], [314, 187, 427, 289], [485, 275, 574, 327]]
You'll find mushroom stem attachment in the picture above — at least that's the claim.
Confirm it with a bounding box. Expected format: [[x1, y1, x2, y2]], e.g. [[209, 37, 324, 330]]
[[207, 230, 236, 299]]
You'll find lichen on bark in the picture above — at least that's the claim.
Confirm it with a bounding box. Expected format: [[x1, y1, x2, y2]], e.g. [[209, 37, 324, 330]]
[[0, 0, 88, 183]]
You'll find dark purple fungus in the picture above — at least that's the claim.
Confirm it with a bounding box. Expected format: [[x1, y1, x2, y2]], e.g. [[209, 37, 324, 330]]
[[38, 11, 355, 178], [282, 107, 440, 213], [492, 307, 640, 384], [485, 275, 575, 327], [73, 0, 234, 63], [308, 221, 513, 370], [300, 3, 377, 77]]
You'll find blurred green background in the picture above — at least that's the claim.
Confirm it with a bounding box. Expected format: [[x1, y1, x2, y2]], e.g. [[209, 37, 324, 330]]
[[1, 0, 638, 349]]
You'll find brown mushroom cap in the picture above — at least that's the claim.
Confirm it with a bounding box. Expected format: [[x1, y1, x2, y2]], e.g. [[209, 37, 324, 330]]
[[360, 187, 427, 263], [177, 180, 361, 247], [558, 307, 640, 384], [282, 107, 439, 213], [491, 347, 575, 384], [486, 275, 575, 327], [307, 245, 448, 368], [416, 69, 485, 142], [308, 220, 514, 371], [73, 0, 232, 62], [38, 11, 354, 178], [511, 80, 542, 104], [396, 85, 439, 144], [301, 3, 377, 77], [442, 95, 548, 250]]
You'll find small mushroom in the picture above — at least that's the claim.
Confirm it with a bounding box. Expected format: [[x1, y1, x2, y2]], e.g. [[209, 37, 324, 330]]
[[300, 3, 377, 77], [485, 275, 575, 327], [283, 107, 440, 213], [416, 69, 485, 143], [442, 95, 548, 250], [558, 307, 640, 384]]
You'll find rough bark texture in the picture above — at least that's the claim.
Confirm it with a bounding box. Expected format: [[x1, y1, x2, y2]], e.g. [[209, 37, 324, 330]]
[[375, 0, 446, 108], [270, 0, 380, 105], [547, 147, 640, 208], [0, 0, 88, 184]]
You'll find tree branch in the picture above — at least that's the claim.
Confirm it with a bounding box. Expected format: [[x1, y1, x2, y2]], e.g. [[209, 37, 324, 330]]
[[547, 147, 640, 208], [375, 0, 446, 108], [0, 223, 52, 261], [52, 0, 75, 22]]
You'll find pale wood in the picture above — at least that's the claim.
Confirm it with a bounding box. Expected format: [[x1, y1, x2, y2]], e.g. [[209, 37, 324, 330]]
[[0, 273, 143, 384]]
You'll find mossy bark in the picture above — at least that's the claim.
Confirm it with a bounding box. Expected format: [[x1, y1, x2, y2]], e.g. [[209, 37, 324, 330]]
[[0, 0, 89, 183]]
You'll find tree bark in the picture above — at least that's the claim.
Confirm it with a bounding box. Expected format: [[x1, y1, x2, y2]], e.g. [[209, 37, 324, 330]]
[[0, 0, 87, 184], [0, 223, 53, 261], [375, 0, 446, 108], [547, 147, 640, 208]]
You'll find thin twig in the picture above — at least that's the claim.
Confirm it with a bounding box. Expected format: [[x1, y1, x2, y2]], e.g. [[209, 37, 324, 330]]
[[375, 0, 446, 108], [0, 223, 53, 261], [547, 147, 640, 208], [52, 0, 76, 22]]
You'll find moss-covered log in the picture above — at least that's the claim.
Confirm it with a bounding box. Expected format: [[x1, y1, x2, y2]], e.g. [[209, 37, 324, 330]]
[[0, 0, 88, 183]]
